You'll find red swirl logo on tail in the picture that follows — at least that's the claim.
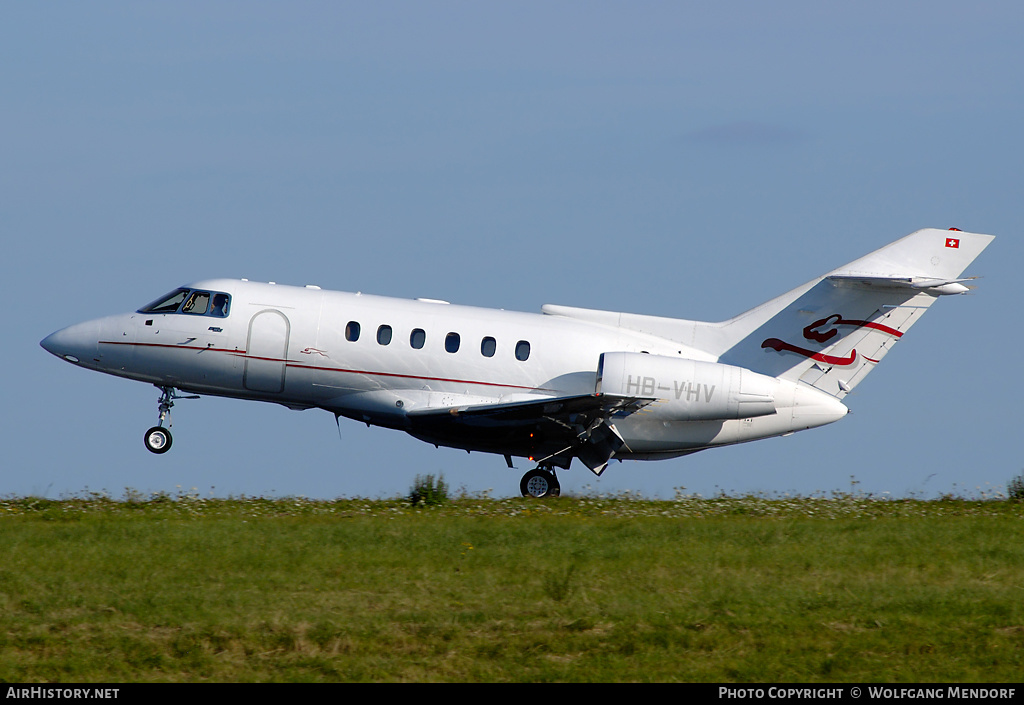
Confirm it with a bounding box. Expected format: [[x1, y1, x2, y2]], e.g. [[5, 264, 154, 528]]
[[761, 338, 857, 365], [802, 314, 903, 343], [762, 314, 903, 366]]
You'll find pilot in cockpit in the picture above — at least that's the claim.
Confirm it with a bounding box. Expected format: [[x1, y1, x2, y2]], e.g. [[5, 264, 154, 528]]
[[211, 293, 230, 317]]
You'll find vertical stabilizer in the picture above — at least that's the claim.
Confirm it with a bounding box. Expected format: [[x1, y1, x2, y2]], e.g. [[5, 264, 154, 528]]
[[543, 228, 992, 400], [716, 228, 993, 398]]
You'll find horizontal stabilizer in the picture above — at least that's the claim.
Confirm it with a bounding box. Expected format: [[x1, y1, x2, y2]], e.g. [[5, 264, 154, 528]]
[[828, 275, 976, 295]]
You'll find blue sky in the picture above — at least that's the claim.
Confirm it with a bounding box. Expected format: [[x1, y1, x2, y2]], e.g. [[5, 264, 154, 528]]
[[4, 2, 1020, 499]]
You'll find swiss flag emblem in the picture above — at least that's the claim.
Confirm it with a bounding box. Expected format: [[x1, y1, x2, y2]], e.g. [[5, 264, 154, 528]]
[[945, 237, 960, 249]]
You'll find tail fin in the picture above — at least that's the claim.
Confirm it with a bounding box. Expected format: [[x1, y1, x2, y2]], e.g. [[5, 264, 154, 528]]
[[714, 228, 993, 398], [542, 228, 993, 400]]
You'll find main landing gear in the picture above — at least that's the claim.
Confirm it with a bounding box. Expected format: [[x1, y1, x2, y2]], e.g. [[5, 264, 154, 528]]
[[520, 466, 561, 498], [143, 386, 198, 454]]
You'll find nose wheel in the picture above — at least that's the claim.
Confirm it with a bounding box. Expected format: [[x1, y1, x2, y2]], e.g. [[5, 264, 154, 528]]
[[144, 426, 172, 454], [520, 466, 561, 498], [143, 386, 198, 454]]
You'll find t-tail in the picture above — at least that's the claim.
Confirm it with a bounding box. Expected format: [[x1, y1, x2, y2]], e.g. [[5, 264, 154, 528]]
[[544, 228, 993, 401], [710, 228, 994, 399]]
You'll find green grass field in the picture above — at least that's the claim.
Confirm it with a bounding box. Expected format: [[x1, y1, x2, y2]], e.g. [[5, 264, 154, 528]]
[[1, 490, 1022, 682]]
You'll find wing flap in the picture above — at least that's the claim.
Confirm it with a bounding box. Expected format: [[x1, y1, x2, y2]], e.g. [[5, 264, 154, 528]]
[[406, 393, 654, 475], [406, 392, 651, 422]]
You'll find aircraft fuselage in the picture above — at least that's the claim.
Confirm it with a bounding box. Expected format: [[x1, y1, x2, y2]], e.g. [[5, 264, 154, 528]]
[[41, 278, 847, 465]]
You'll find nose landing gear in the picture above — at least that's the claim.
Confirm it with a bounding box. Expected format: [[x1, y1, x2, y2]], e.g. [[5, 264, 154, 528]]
[[520, 466, 561, 498], [143, 386, 199, 454]]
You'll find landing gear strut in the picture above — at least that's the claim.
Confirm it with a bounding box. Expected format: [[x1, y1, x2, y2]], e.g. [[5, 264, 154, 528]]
[[520, 466, 561, 498], [143, 386, 198, 454]]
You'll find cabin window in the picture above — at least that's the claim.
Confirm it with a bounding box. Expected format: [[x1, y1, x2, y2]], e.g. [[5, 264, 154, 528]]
[[377, 325, 392, 345], [182, 291, 210, 315], [139, 288, 190, 314], [481, 337, 496, 358], [445, 332, 460, 353], [410, 328, 426, 349], [345, 321, 361, 342], [515, 340, 531, 361]]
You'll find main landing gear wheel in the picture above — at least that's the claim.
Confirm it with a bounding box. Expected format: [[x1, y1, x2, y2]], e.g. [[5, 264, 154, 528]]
[[521, 468, 561, 498], [144, 426, 172, 454]]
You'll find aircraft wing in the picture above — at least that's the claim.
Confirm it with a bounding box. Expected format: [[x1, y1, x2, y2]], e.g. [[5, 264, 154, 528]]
[[405, 393, 654, 475]]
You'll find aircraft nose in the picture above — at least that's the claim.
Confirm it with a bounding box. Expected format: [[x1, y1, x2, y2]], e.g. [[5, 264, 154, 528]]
[[40, 320, 100, 364]]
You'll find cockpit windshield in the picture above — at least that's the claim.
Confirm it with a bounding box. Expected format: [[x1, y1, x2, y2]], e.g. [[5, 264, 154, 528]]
[[140, 288, 190, 314], [139, 288, 230, 317]]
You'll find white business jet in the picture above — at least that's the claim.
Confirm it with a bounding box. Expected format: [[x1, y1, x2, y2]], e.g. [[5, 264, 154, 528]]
[[41, 228, 992, 497]]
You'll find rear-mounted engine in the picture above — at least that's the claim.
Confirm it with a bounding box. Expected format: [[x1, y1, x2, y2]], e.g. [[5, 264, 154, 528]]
[[597, 352, 777, 421]]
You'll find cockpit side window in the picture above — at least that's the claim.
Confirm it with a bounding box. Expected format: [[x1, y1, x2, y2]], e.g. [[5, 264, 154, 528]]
[[139, 288, 190, 314], [210, 293, 230, 317], [182, 291, 211, 315]]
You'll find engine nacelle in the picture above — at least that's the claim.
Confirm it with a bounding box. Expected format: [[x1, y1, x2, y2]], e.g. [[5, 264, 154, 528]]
[[597, 352, 777, 421]]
